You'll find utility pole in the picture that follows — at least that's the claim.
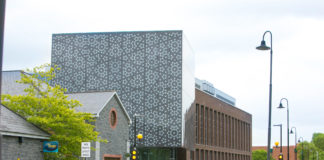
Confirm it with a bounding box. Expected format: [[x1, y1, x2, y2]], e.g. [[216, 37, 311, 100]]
[[0, 0, 7, 159]]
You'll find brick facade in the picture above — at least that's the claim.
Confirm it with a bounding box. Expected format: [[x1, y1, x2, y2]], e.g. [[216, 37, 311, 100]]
[[186, 89, 252, 160], [252, 146, 298, 160]]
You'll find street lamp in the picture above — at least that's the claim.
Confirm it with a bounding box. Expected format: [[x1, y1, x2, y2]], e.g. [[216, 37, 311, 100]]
[[278, 98, 290, 160], [256, 30, 273, 160], [274, 124, 283, 153], [298, 137, 304, 160], [290, 127, 297, 160]]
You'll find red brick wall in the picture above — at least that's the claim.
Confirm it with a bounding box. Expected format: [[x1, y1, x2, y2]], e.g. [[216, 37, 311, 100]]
[[252, 146, 298, 160], [191, 89, 252, 160]]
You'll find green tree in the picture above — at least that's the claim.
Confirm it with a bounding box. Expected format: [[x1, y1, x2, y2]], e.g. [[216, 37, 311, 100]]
[[297, 141, 324, 160], [1, 64, 106, 160], [252, 149, 275, 160], [313, 133, 324, 151]]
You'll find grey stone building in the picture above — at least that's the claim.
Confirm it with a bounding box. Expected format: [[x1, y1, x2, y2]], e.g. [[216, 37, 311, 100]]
[[67, 91, 131, 160], [1, 71, 131, 160], [51, 30, 195, 159], [1, 71, 50, 160], [0, 104, 50, 160]]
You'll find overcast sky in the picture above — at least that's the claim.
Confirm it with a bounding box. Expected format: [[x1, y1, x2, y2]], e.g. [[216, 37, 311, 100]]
[[3, 0, 324, 146]]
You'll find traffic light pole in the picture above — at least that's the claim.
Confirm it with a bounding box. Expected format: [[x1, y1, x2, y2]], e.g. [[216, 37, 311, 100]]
[[132, 114, 144, 160], [134, 115, 137, 148], [274, 124, 283, 153]]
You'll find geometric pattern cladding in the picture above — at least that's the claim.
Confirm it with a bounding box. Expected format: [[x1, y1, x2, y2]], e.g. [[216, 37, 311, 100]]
[[51, 31, 183, 147]]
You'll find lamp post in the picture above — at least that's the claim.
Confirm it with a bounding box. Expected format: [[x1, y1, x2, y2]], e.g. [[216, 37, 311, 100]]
[[298, 137, 304, 160], [274, 124, 283, 153], [290, 127, 297, 160], [278, 98, 290, 160], [256, 30, 273, 160]]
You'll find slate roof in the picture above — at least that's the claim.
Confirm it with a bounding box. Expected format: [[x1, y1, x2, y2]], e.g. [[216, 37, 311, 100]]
[[1, 70, 132, 123], [0, 104, 50, 139], [1, 70, 29, 95], [1, 70, 131, 125], [66, 92, 132, 124]]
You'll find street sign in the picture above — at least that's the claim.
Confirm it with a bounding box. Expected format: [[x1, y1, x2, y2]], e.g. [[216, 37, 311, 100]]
[[81, 142, 91, 157]]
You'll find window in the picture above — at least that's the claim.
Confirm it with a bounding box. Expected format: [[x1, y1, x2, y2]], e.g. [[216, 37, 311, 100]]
[[196, 104, 199, 144], [205, 107, 208, 145], [201, 106, 204, 144], [109, 108, 118, 129]]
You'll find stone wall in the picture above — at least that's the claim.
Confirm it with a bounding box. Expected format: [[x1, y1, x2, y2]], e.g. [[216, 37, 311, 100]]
[[1, 136, 44, 160], [89, 95, 130, 160]]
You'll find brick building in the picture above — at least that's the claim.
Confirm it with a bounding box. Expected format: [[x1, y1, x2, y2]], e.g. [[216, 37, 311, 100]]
[[185, 80, 252, 160], [252, 146, 298, 160]]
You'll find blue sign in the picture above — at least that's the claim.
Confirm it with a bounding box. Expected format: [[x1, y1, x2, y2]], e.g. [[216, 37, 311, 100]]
[[43, 141, 59, 152]]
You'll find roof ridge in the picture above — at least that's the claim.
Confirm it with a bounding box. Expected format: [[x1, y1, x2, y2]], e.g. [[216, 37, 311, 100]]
[[65, 90, 117, 94], [2, 70, 24, 73]]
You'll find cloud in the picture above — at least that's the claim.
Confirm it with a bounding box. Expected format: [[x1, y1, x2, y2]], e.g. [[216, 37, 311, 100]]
[[3, 0, 324, 145]]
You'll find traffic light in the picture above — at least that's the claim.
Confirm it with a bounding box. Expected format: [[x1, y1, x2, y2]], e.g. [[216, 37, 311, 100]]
[[132, 148, 137, 160], [278, 153, 283, 160]]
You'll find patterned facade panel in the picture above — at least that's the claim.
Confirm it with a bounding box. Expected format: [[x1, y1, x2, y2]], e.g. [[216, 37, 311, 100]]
[[51, 31, 183, 147]]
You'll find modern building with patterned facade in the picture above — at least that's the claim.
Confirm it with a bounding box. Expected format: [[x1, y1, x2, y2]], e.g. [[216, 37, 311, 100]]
[[51, 31, 195, 159], [185, 80, 252, 160]]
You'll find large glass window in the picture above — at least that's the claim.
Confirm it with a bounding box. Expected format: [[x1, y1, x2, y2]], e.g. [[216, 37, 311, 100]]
[[139, 148, 176, 160]]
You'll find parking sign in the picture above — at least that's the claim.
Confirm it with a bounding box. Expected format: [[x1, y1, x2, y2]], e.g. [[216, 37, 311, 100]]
[[81, 142, 91, 157]]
